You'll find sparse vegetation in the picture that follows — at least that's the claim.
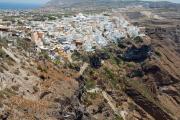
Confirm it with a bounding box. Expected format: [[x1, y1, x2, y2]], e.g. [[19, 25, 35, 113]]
[[0, 66, 4, 73], [71, 50, 81, 61], [104, 67, 119, 87], [134, 36, 143, 43], [128, 102, 137, 111], [128, 79, 156, 104], [155, 51, 162, 57], [85, 79, 96, 90], [17, 38, 31, 50], [39, 51, 50, 60], [0, 88, 17, 99], [0, 38, 8, 48], [128, 69, 144, 78], [114, 115, 124, 120], [0, 48, 6, 58], [54, 59, 61, 65], [89, 92, 98, 99], [126, 62, 135, 67], [0, 2, 179, 119], [11, 85, 20, 92], [37, 65, 47, 73], [13, 69, 20, 75]]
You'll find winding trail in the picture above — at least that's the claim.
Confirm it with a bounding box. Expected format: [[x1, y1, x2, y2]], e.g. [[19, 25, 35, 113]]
[[79, 62, 89, 75]]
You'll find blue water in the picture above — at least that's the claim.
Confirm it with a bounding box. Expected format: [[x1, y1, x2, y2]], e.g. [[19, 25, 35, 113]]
[[0, 3, 41, 10]]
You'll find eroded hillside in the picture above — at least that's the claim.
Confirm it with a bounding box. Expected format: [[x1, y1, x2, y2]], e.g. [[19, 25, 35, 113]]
[[0, 7, 180, 120]]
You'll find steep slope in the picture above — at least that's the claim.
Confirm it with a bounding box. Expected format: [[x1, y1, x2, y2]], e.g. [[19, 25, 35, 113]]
[[122, 7, 180, 119], [1, 3, 180, 120]]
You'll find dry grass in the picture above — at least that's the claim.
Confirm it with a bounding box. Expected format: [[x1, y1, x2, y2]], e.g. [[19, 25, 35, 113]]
[[10, 96, 51, 115]]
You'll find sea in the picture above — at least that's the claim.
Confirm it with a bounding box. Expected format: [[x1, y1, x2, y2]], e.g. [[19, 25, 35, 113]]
[[0, 3, 41, 10]]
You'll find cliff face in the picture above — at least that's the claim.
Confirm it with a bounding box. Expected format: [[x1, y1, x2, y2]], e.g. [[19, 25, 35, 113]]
[[1, 2, 180, 120], [123, 7, 180, 120]]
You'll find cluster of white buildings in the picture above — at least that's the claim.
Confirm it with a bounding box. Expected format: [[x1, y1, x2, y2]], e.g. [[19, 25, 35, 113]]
[[30, 13, 141, 51], [0, 12, 143, 62]]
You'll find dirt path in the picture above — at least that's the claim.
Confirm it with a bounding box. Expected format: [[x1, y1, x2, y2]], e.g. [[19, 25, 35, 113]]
[[79, 63, 89, 75]]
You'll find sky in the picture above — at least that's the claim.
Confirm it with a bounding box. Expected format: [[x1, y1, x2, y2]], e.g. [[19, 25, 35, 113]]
[[144, 0, 180, 3], [0, 0, 50, 4], [0, 0, 180, 4]]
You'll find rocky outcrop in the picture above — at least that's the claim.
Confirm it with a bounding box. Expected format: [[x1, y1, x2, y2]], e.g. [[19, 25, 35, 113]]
[[122, 45, 152, 62], [89, 55, 102, 69], [142, 64, 179, 86]]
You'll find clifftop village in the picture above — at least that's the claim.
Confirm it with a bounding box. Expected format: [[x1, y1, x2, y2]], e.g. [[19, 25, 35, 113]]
[[1, 1, 180, 120], [0, 10, 144, 63]]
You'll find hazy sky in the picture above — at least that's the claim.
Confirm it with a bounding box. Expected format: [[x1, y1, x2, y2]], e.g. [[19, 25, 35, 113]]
[[144, 0, 180, 3], [0, 0, 180, 4], [0, 0, 50, 4]]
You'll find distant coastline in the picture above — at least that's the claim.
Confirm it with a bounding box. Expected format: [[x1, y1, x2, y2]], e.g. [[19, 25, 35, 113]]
[[0, 2, 41, 10]]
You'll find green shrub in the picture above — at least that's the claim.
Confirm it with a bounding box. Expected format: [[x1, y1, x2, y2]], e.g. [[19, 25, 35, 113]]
[[54, 59, 61, 65], [0, 38, 8, 47], [11, 85, 20, 91], [128, 70, 144, 78], [134, 36, 143, 43], [0, 48, 6, 58], [37, 65, 47, 73], [85, 79, 96, 90], [104, 67, 118, 87], [155, 51, 161, 57], [114, 115, 124, 120], [71, 51, 81, 61], [48, 16, 57, 20]]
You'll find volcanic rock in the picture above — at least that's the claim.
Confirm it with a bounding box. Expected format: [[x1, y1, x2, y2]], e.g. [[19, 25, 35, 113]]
[[122, 45, 152, 62]]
